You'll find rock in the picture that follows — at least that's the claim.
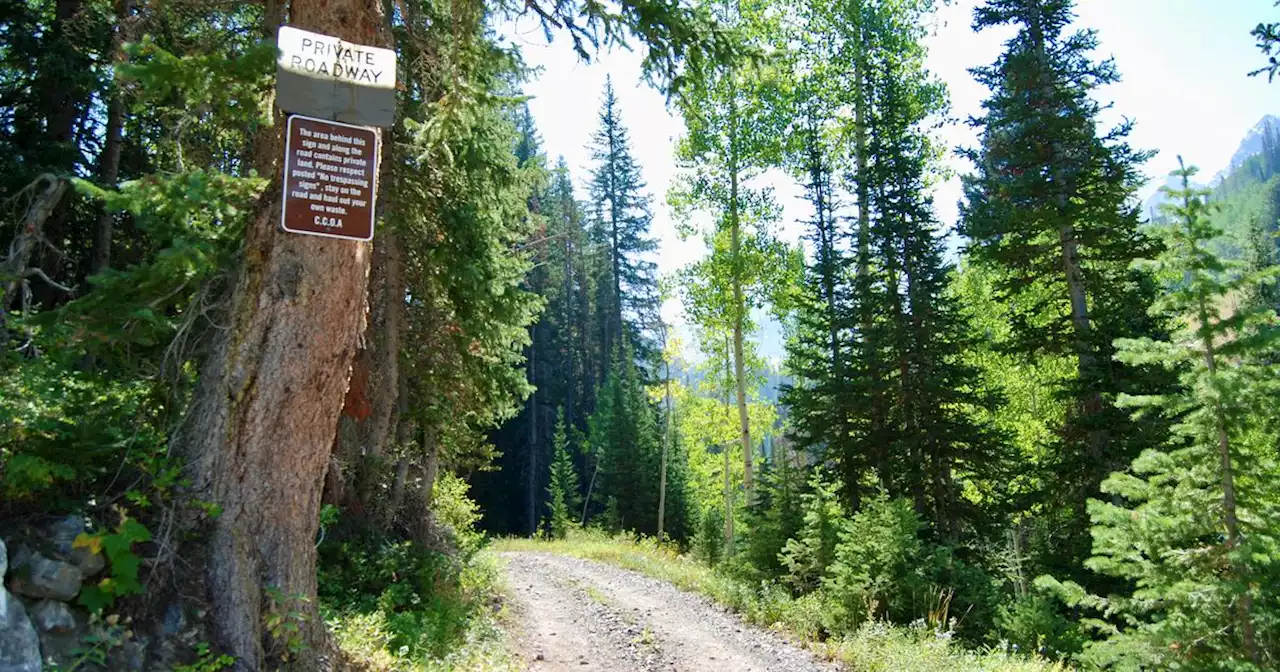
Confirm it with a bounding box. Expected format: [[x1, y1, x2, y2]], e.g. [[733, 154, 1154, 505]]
[[48, 515, 86, 558], [161, 601, 185, 636], [48, 515, 105, 578], [8, 550, 83, 601], [108, 635, 148, 671], [30, 599, 76, 633], [37, 612, 88, 672], [70, 546, 105, 579], [0, 589, 41, 672], [0, 537, 7, 579]]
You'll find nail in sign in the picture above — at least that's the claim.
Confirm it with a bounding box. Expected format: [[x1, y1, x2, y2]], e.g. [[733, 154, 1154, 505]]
[[281, 115, 378, 241]]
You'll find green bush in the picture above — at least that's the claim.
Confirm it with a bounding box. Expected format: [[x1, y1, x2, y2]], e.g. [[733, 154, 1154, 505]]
[[430, 472, 485, 558], [692, 505, 726, 566], [995, 593, 1084, 661]]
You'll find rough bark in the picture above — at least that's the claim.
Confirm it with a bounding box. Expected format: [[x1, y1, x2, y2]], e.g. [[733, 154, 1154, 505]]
[[351, 229, 406, 509], [172, 1, 389, 668]]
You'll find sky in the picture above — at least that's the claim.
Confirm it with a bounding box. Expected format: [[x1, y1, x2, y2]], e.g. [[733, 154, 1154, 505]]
[[496, 0, 1278, 360]]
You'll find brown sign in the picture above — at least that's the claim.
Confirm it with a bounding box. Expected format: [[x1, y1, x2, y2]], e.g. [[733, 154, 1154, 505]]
[[281, 115, 379, 241]]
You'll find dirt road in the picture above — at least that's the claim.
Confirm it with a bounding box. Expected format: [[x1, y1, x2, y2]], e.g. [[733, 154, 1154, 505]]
[[499, 551, 839, 672]]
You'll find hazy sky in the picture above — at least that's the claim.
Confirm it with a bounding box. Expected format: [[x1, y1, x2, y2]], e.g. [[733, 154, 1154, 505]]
[[496, 0, 1278, 358]]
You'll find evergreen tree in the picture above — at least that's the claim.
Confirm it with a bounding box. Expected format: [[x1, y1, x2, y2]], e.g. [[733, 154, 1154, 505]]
[[545, 408, 582, 539], [959, 0, 1171, 574], [1043, 162, 1280, 669], [587, 345, 662, 534], [588, 77, 660, 366]]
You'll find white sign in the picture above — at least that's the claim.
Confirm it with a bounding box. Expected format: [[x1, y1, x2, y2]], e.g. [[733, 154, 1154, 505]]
[[277, 25, 395, 90]]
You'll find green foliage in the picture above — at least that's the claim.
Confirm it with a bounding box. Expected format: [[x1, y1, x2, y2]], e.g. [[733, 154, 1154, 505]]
[[171, 642, 236, 672], [319, 533, 500, 664], [693, 505, 727, 566], [1044, 163, 1280, 670], [778, 469, 844, 593], [263, 586, 310, 662], [77, 516, 153, 613], [431, 472, 486, 559], [544, 408, 582, 539], [588, 350, 662, 533], [995, 593, 1085, 661], [740, 460, 804, 581]]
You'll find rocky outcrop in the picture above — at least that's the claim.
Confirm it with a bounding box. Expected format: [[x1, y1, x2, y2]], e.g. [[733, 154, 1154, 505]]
[[8, 550, 83, 602], [0, 539, 42, 672]]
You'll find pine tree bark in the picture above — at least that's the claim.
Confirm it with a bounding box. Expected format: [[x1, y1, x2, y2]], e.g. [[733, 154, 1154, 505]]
[[350, 228, 406, 511], [172, 1, 389, 668]]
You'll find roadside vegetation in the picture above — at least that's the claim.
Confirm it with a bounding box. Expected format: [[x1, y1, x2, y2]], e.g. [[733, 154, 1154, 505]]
[[496, 529, 1066, 672]]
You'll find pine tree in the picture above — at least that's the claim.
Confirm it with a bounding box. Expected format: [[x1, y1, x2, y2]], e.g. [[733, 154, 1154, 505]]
[[1042, 162, 1280, 669], [545, 408, 582, 540], [588, 77, 660, 366], [587, 346, 662, 533], [959, 0, 1171, 573]]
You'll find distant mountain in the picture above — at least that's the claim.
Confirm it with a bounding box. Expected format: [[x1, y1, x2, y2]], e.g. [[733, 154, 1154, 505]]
[[1141, 170, 1204, 221], [1215, 114, 1280, 185], [1142, 114, 1279, 221]]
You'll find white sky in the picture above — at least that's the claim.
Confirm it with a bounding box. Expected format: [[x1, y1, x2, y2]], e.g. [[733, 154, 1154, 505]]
[[497, 0, 1278, 360]]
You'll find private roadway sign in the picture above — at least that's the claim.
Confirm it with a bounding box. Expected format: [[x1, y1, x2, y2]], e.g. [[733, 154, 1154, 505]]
[[280, 115, 379, 241], [276, 25, 396, 128]]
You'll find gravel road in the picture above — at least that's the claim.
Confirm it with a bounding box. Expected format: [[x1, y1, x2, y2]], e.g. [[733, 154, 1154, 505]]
[[499, 551, 840, 672]]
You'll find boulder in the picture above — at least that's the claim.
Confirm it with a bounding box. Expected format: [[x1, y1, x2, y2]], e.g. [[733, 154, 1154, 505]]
[[48, 515, 105, 578], [9, 550, 83, 601], [48, 515, 85, 559], [30, 599, 76, 633], [0, 589, 41, 672]]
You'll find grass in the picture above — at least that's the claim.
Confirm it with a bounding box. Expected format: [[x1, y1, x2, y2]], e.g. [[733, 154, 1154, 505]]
[[493, 529, 1067, 672], [324, 549, 522, 672]]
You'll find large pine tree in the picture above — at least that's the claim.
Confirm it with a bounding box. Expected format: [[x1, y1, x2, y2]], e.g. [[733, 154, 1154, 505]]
[[588, 76, 661, 366], [959, 0, 1171, 572]]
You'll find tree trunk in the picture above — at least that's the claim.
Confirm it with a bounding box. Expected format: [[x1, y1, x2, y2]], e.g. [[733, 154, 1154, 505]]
[[90, 0, 135, 276], [851, 0, 869, 283], [1197, 267, 1258, 662], [3, 176, 69, 314], [350, 229, 405, 510], [657, 327, 672, 539], [727, 82, 753, 502], [722, 338, 734, 557], [526, 321, 540, 536], [172, 2, 389, 668], [388, 456, 410, 521]]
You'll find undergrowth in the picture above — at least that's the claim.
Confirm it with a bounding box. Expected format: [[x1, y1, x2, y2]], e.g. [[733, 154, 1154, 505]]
[[319, 474, 519, 671], [493, 529, 1066, 672]]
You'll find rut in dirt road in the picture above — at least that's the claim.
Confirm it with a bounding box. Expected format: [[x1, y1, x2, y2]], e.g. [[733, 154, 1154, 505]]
[[500, 551, 840, 672]]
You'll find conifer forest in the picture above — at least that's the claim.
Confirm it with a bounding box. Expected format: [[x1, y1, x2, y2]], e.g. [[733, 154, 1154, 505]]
[[3, 0, 1280, 670]]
